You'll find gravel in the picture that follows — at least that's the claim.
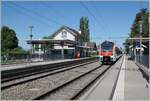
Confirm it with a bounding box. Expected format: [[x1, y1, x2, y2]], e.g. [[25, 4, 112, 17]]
[[42, 67, 105, 100], [2, 60, 98, 87], [1, 62, 100, 100]]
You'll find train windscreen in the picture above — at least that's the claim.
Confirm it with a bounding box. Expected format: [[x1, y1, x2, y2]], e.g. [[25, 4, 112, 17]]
[[101, 42, 113, 52]]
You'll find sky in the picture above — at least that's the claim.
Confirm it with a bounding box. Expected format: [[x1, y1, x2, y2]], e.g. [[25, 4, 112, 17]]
[[2, 0, 149, 50]]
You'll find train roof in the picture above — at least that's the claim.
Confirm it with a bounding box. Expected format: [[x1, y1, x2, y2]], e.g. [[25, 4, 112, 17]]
[[101, 41, 114, 45]]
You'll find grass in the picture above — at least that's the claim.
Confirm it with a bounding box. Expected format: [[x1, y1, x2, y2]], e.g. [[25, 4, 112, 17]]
[[1, 61, 27, 65]]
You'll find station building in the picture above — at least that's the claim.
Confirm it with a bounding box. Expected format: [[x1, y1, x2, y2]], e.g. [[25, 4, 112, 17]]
[[27, 26, 97, 60]]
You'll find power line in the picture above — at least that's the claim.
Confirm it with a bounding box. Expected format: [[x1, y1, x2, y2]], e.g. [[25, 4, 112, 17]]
[[92, 36, 128, 39], [89, 3, 112, 35], [10, 2, 63, 26], [41, 3, 67, 21], [4, 3, 55, 28], [80, 1, 109, 35], [40, 3, 76, 29]]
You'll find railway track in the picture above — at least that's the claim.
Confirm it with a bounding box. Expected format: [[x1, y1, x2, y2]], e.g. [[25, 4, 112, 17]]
[[2, 60, 101, 100], [2, 56, 122, 100], [32, 56, 122, 100], [2, 57, 98, 83], [2, 58, 98, 89], [33, 65, 111, 100]]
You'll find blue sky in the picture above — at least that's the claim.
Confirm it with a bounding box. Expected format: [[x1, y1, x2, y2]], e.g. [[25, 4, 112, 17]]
[[2, 1, 149, 50]]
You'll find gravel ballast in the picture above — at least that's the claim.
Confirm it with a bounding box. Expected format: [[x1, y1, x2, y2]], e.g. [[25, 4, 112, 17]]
[[40, 66, 109, 100], [2, 62, 100, 100]]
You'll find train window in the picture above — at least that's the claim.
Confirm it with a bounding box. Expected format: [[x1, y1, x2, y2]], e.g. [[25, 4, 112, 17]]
[[101, 41, 114, 52], [101, 46, 113, 52]]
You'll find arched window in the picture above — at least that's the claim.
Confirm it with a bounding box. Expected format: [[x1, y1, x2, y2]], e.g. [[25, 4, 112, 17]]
[[62, 31, 67, 38]]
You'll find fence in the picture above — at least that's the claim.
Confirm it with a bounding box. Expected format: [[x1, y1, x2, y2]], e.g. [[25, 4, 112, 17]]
[[1, 53, 78, 64], [1, 51, 97, 65], [135, 55, 149, 68], [1, 54, 69, 62]]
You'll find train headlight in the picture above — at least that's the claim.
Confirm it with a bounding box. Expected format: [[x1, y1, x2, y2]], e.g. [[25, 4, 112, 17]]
[[110, 56, 114, 61], [99, 56, 103, 61], [110, 56, 113, 58], [100, 56, 103, 58]]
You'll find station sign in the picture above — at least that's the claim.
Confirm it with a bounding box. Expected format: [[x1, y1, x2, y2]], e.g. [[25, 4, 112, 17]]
[[133, 42, 140, 48]]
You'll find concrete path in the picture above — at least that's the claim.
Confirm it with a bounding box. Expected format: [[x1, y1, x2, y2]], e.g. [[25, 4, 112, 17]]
[[80, 56, 123, 100], [79, 55, 149, 100], [124, 56, 149, 100], [112, 56, 125, 100], [1, 59, 74, 71]]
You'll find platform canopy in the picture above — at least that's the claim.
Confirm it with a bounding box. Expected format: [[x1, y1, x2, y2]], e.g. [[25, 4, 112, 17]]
[[27, 39, 77, 45]]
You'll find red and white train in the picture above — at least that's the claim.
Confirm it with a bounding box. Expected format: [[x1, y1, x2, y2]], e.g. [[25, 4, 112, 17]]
[[98, 41, 121, 64]]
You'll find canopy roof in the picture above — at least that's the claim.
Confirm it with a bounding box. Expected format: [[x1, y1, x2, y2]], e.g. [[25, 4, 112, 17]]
[[27, 39, 77, 45]]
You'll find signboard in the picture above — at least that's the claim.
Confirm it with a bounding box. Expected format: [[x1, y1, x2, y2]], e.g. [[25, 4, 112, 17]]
[[134, 42, 140, 48]]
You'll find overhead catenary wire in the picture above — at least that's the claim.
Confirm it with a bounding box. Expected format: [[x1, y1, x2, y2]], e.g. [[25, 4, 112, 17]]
[[10, 2, 63, 27], [80, 1, 129, 47], [7, 1, 110, 36], [92, 36, 128, 39], [40, 3, 67, 21], [40, 3, 77, 29], [3, 3, 53, 28], [89, 2, 112, 35], [80, 1, 109, 36]]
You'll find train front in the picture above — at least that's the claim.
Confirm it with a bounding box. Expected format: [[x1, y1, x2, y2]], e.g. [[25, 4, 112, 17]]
[[99, 41, 115, 64]]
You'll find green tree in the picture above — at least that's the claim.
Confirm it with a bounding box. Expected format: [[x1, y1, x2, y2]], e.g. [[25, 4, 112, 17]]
[[80, 17, 90, 43], [1, 26, 19, 53], [1, 26, 29, 61], [124, 38, 130, 54], [130, 8, 149, 38], [11, 46, 27, 54], [125, 8, 149, 54]]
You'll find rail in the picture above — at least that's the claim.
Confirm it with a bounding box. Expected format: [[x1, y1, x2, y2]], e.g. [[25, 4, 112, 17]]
[[33, 56, 122, 100], [1, 59, 98, 90]]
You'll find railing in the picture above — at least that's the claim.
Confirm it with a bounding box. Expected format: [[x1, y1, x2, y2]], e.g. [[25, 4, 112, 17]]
[[1, 52, 95, 65], [135, 55, 149, 68]]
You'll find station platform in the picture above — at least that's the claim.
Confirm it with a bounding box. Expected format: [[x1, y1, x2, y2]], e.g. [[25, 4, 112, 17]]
[[124, 56, 149, 100], [80, 55, 149, 100], [1, 58, 77, 71]]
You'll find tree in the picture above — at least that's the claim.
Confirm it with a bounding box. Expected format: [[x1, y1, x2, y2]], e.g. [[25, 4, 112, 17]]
[[130, 8, 149, 38], [1, 26, 19, 53], [80, 17, 90, 43], [125, 8, 149, 54], [1, 26, 29, 61], [12, 46, 27, 54]]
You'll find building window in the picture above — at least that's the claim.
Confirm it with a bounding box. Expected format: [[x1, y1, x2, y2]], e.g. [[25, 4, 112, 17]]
[[62, 31, 67, 39]]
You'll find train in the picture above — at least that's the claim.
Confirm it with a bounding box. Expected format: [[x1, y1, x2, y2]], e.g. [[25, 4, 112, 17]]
[[98, 41, 122, 64]]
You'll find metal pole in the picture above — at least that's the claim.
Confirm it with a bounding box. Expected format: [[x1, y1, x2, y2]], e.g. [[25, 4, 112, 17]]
[[29, 26, 34, 61], [99, 42, 101, 62], [139, 20, 142, 63], [61, 46, 64, 59], [74, 45, 76, 58], [134, 48, 136, 62], [99, 42, 101, 55], [39, 43, 41, 59], [61, 41, 64, 59]]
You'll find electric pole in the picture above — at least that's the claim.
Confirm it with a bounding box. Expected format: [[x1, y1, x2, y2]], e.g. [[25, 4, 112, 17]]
[[139, 20, 142, 63], [29, 26, 34, 61], [29, 26, 34, 40]]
